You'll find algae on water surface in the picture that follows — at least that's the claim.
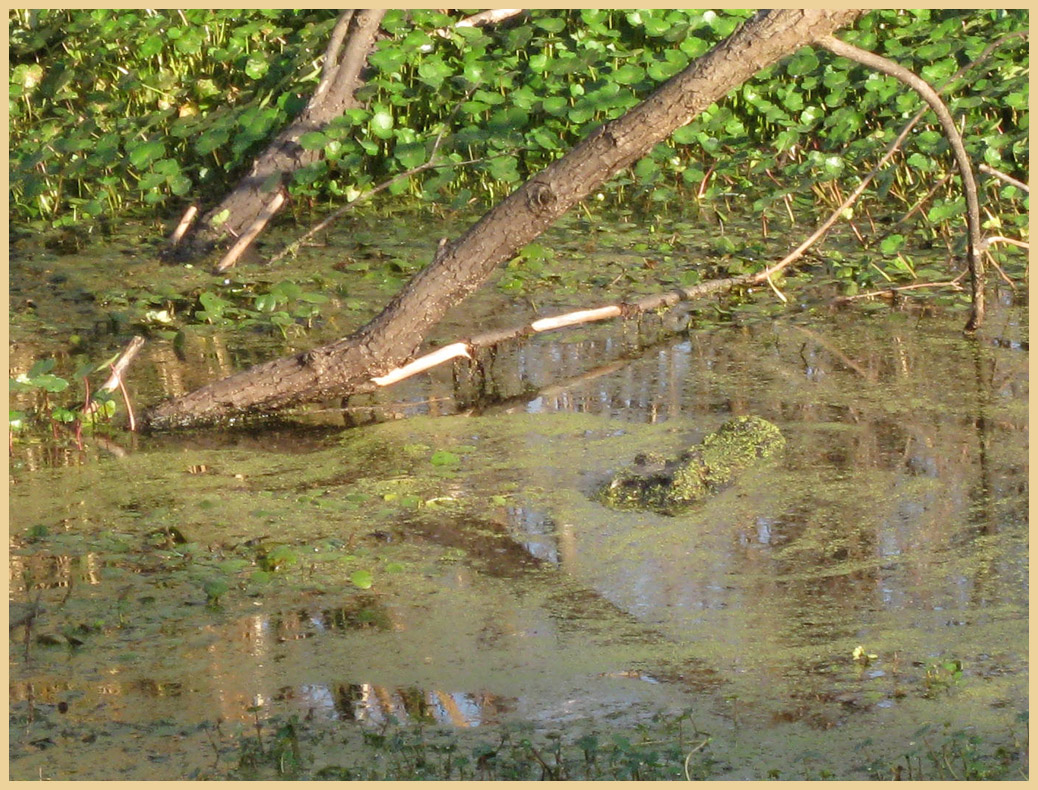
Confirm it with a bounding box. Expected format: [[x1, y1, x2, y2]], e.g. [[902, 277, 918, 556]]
[[8, 235, 1028, 779]]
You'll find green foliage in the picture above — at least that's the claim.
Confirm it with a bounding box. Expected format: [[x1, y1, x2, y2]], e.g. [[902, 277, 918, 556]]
[[220, 706, 1026, 781], [9, 8, 1029, 285], [9, 9, 341, 227], [9, 354, 122, 439]]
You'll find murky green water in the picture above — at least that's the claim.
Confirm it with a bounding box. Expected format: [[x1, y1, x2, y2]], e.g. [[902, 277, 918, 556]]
[[9, 218, 1028, 779]]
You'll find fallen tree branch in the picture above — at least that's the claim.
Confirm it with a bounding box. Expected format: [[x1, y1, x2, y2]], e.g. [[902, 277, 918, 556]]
[[177, 10, 385, 258], [317, 11, 356, 96], [140, 10, 865, 430]]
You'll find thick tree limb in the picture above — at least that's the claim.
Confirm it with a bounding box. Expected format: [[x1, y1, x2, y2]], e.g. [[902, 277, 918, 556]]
[[318, 11, 356, 91], [143, 9, 862, 431]]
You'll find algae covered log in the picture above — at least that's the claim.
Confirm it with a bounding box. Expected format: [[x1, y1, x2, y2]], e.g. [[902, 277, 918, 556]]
[[598, 416, 785, 515]]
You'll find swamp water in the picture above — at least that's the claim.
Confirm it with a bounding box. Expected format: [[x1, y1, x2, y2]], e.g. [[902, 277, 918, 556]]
[[9, 219, 1028, 779]]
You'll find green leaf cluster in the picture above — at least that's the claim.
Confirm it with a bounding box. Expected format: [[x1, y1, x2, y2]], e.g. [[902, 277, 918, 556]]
[[10, 9, 340, 227], [9, 8, 1028, 258]]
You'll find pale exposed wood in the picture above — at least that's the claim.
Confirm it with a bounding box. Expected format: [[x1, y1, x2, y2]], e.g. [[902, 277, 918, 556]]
[[530, 306, 622, 332], [169, 204, 198, 246], [368, 306, 621, 388], [371, 342, 472, 386], [97, 336, 146, 394], [983, 235, 1029, 251], [424, 8, 526, 49], [213, 189, 286, 273], [455, 9, 524, 28], [83, 335, 146, 430]]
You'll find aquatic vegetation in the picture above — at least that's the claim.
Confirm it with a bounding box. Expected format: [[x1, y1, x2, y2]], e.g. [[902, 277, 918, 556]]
[[598, 415, 785, 514], [9, 9, 1027, 291], [7, 237, 1027, 781]]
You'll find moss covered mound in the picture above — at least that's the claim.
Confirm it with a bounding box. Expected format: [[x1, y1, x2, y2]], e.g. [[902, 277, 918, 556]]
[[597, 415, 785, 515]]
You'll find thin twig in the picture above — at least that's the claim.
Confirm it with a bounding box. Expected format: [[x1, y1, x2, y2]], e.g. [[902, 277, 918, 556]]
[[116, 371, 137, 432], [893, 172, 953, 228], [983, 251, 1016, 290], [83, 336, 145, 428], [979, 163, 1029, 193], [683, 737, 711, 781], [831, 277, 965, 303], [983, 235, 1029, 252], [821, 35, 985, 330]]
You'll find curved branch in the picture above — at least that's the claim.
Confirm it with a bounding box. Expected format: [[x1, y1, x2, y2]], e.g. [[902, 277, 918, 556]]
[[818, 35, 985, 331]]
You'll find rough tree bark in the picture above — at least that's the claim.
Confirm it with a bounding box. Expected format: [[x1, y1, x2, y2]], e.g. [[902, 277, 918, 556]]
[[173, 10, 386, 259], [143, 8, 862, 431]]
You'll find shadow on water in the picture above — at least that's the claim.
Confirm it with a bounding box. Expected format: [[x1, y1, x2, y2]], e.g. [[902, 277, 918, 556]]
[[9, 252, 1028, 777]]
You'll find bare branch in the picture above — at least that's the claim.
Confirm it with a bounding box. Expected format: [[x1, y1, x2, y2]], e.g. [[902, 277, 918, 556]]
[[455, 9, 525, 29], [819, 35, 985, 331], [983, 235, 1029, 251], [979, 163, 1029, 193], [424, 9, 526, 49], [831, 277, 966, 304], [317, 11, 355, 91], [83, 336, 146, 429], [325, 10, 384, 110]]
